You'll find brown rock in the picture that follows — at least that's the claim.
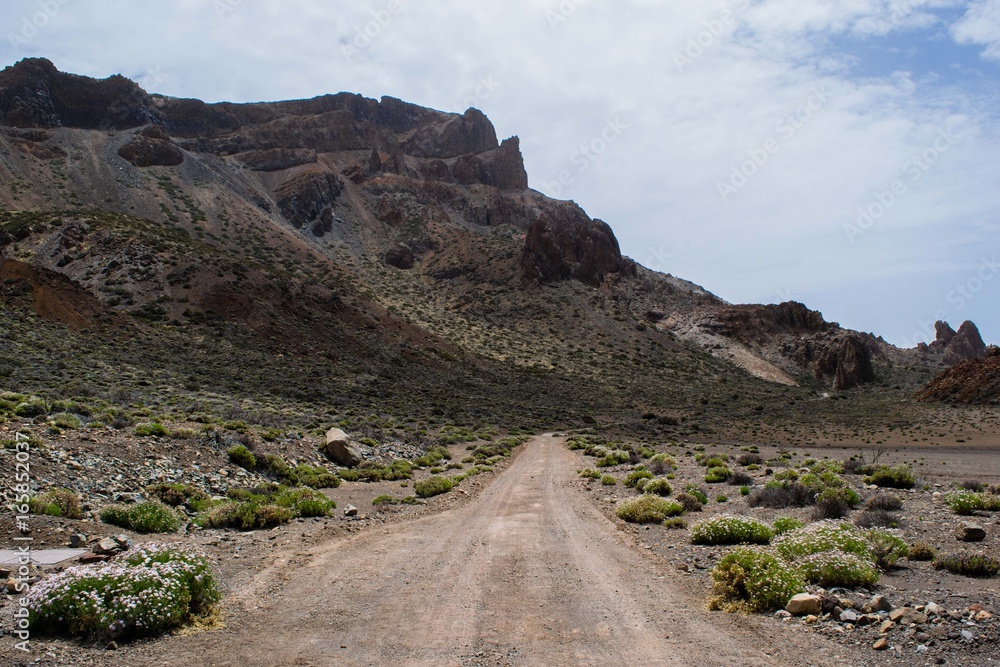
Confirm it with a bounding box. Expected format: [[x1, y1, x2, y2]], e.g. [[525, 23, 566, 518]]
[[786, 593, 822, 616], [274, 170, 343, 235], [873, 637, 890, 651], [118, 127, 184, 167], [384, 244, 415, 270]]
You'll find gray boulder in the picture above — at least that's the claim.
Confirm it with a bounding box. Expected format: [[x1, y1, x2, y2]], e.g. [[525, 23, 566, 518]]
[[322, 428, 363, 468]]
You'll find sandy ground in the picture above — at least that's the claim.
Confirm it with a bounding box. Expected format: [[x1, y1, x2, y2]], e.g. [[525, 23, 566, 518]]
[[112, 435, 853, 667]]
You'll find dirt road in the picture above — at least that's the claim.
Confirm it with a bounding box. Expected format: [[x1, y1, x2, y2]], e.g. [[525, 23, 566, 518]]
[[139, 435, 838, 666]]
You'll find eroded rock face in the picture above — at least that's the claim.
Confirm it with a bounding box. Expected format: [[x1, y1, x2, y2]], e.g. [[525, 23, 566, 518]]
[[522, 205, 636, 287], [385, 244, 415, 270], [832, 336, 876, 391], [117, 125, 184, 167], [236, 147, 317, 171], [916, 348, 1000, 405], [275, 170, 343, 235], [926, 320, 987, 365], [0, 58, 157, 129], [403, 108, 498, 159]]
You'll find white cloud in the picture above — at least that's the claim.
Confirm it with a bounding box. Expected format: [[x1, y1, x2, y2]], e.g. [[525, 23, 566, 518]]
[[953, 0, 1000, 60]]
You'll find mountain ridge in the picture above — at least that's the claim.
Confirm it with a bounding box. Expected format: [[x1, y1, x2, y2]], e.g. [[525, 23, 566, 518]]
[[0, 58, 989, 434]]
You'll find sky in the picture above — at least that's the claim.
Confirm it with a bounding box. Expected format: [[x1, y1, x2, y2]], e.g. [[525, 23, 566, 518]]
[[2, 0, 999, 348]]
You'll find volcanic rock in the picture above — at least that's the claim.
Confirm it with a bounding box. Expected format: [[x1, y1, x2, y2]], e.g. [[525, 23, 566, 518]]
[[322, 429, 363, 468], [117, 125, 184, 167]]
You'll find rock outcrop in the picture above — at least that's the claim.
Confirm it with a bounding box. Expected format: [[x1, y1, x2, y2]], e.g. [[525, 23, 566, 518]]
[[0, 58, 157, 129], [321, 429, 364, 468], [117, 125, 184, 167], [522, 205, 636, 287], [916, 346, 1000, 405], [274, 170, 344, 236], [922, 320, 987, 365]]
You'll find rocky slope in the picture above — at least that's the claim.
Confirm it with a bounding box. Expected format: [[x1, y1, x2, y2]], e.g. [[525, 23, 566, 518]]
[[0, 58, 983, 436], [916, 347, 1000, 405]]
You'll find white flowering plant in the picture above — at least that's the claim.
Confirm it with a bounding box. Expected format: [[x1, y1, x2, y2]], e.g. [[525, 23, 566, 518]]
[[25, 543, 220, 641], [795, 549, 879, 588], [691, 515, 773, 546], [772, 521, 873, 562], [709, 547, 804, 613]]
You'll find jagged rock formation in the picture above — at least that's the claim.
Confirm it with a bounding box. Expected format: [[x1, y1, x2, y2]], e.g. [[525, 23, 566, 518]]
[[117, 125, 184, 167], [522, 204, 636, 287], [916, 347, 1000, 405]]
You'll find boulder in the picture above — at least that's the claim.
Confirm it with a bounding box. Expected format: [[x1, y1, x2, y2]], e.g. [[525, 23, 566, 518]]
[[94, 537, 120, 556], [344, 505, 359, 517], [322, 428, 363, 468], [785, 593, 822, 616], [384, 244, 415, 270], [118, 126, 185, 167], [955, 522, 986, 542]]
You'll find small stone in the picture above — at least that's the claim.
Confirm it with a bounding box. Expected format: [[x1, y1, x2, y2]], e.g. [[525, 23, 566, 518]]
[[106, 641, 118, 651], [774, 610, 792, 620], [95, 537, 120, 555], [344, 505, 359, 517], [69, 533, 87, 548], [114, 534, 131, 548], [961, 629, 974, 642], [786, 593, 822, 616], [889, 608, 907, 623], [925, 602, 942, 616], [954, 522, 986, 542], [803, 614, 819, 624], [873, 638, 890, 651], [880, 620, 895, 634], [870, 595, 893, 612], [975, 610, 992, 622], [840, 609, 859, 623], [915, 644, 928, 655], [969, 603, 985, 613]]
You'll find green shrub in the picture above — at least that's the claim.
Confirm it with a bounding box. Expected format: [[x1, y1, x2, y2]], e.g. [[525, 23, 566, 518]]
[[685, 487, 709, 504], [739, 486, 751, 497], [773, 522, 873, 562], [676, 492, 703, 513], [616, 496, 684, 524], [643, 479, 673, 497], [199, 501, 293, 531], [864, 466, 915, 489], [145, 483, 209, 509], [100, 502, 182, 534], [623, 470, 654, 488], [14, 397, 49, 418], [261, 454, 298, 485], [29, 489, 82, 519], [908, 542, 936, 561], [414, 476, 454, 498], [273, 488, 334, 517], [709, 547, 804, 612], [795, 550, 879, 588], [372, 495, 397, 506], [705, 466, 733, 484], [772, 517, 804, 535], [52, 413, 82, 430], [866, 494, 903, 511], [691, 515, 773, 546], [867, 530, 909, 570], [934, 554, 1000, 578], [596, 450, 631, 467], [601, 475, 618, 486], [702, 456, 728, 468], [415, 446, 451, 467], [663, 518, 687, 529], [945, 490, 986, 515], [26, 543, 219, 640], [135, 422, 168, 437], [579, 468, 601, 480], [294, 465, 341, 489]]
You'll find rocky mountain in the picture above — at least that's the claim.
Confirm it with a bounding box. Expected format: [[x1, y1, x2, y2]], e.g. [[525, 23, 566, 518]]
[[918, 320, 988, 366], [916, 347, 1000, 405], [0, 58, 983, 435]]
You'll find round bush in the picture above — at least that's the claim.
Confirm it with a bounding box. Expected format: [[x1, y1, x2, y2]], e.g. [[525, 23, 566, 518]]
[[773, 522, 873, 562], [414, 476, 455, 498], [616, 496, 684, 524], [100, 502, 182, 534], [623, 469, 654, 488], [26, 543, 219, 640], [705, 466, 733, 484], [710, 547, 804, 612], [691, 515, 773, 546], [772, 517, 804, 535], [867, 530, 909, 570], [643, 478, 673, 497], [795, 549, 879, 587]]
